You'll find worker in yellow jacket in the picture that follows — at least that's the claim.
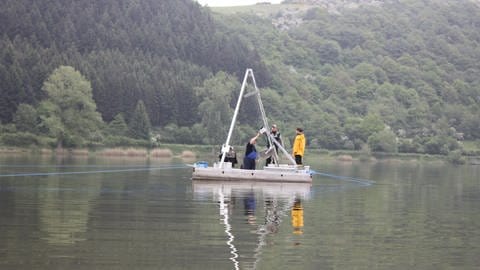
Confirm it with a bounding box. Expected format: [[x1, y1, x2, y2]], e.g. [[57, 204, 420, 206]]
[[292, 127, 306, 165]]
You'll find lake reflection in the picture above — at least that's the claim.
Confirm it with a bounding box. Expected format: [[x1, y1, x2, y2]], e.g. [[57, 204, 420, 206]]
[[38, 175, 102, 246], [1, 155, 480, 269], [192, 180, 311, 270]]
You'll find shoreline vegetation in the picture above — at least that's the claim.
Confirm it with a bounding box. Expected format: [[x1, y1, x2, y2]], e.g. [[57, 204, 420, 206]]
[[1, 145, 479, 165], [0, 146, 196, 160]]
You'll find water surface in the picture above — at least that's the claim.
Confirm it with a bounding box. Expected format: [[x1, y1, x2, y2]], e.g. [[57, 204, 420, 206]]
[[0, 154, 479, 269]]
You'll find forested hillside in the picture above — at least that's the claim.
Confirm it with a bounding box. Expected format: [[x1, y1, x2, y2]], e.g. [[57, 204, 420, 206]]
[[0, 0, 268, 126], [211, 0, 480, 155], [0, 0, 479, 157]]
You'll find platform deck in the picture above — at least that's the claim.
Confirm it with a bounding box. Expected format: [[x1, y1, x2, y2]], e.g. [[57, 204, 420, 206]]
[[191, 164, 312, 183]]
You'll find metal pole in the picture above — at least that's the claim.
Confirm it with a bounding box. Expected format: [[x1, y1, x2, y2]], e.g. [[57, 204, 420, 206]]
[[250, 71, 295, 166], [272, 136, 297, 165], [219, 69, 251, 168]]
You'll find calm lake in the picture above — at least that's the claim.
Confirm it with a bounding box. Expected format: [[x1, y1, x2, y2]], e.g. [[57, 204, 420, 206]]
[[1, 154, 479, 269]]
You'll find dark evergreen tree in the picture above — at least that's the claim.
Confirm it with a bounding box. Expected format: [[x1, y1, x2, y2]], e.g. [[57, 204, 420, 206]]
[[128, 100, 151, 140], [107, 113, 128, 137]]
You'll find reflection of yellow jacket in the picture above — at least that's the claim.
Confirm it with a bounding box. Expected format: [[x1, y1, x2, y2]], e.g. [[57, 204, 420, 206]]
[[292, 134, 306, 156], [291, 207, 304, 228]]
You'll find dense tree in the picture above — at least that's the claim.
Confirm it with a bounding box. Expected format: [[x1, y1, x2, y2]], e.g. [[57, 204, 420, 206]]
[[107, 113, 128, 137], [310, 113, 344, 149], [13, 103, 38, 133], [368, 129, 398, 153], [359, 114, 385, 142], [128, 100, 151, 140], [195, 72, 239, 145], [38, 66, 102, 147]]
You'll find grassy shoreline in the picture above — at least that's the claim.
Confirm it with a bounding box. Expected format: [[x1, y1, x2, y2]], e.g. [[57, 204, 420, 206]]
[[1, 145, 479, 164], [0, 145, 206, 159]]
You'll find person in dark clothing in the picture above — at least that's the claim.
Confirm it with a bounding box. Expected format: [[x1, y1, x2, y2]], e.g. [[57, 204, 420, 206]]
[[243, 132, 261, 170], [265, 124, 282, 166], [218, 146, 238, 167]]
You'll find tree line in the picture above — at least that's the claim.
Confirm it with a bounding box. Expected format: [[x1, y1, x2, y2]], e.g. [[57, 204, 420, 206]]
[[0, 0, 479, 158]]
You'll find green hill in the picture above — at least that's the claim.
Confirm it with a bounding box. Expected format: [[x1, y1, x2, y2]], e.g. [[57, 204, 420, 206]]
[[0, 0, 479, 156], [209, 0, 480, 154]]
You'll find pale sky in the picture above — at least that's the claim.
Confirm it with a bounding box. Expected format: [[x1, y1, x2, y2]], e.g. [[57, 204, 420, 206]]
[[196, 0, 282, 7]]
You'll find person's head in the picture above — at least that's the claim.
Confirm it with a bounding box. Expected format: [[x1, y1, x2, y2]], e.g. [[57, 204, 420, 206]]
[[271, 124, 278, 132], [296, 127, 303, 134]]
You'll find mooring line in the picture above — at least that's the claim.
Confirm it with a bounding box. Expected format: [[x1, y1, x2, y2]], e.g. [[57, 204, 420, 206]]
[[0, 164, 183, 168], [1, 164, 375, 186], [0, 164, 189, 178], [310, 170, 375, 186]]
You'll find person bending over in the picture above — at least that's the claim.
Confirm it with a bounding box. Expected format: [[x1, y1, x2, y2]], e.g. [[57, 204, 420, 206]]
[[243, 132, 260, 170]]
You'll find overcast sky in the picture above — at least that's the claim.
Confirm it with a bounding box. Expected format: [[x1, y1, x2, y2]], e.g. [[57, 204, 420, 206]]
[[196, 0, 282, 7]]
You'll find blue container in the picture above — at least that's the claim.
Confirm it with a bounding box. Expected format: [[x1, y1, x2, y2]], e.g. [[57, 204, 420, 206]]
[[196, 161, 208, 168]]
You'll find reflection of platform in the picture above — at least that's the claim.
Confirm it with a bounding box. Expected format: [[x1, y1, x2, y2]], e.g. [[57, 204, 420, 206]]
[[193, 179, 309, 269], [191, 163, 313, 183], [192, 180, 311, 200]]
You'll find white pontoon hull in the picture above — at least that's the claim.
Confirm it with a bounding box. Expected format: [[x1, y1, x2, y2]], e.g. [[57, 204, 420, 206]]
[[192, 163, 312, 183]]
